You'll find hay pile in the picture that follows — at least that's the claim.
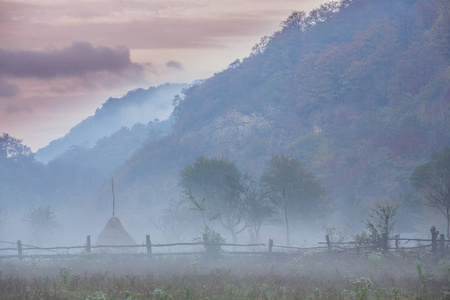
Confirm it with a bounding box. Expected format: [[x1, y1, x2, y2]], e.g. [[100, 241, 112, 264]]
[[97, 217, 136, 247]]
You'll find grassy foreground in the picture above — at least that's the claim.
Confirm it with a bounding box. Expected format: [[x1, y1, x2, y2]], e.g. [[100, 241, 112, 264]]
[[1, 251, 450, 299]]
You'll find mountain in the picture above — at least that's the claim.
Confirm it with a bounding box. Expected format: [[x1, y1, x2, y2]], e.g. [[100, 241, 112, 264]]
[[103, 0, 449, 217], [35, 83, 189, 163], [2, 0, 449, 241]]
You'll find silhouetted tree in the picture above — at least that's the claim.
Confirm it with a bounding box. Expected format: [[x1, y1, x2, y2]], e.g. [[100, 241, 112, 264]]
[[260, 155, 327, 246], [411, 147, 450, 237], [0, 133, 32, 162], [24, 206, 61, 245], [364, 202, 398, 252], [180, 157, 245, 243], [150, 200, 196, 243], [240, 176, 276, 243]]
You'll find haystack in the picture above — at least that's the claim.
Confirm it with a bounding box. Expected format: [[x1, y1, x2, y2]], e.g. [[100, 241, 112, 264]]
[[97, 217, 136, 247]]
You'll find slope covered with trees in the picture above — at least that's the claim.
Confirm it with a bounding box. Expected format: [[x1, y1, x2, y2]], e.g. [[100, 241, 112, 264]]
[[110, 0, 449, 223]]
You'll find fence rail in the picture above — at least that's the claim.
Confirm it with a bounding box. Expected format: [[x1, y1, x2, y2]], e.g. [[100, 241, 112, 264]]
[[322, 226, 449, 257], [1, 226, 449, 260]]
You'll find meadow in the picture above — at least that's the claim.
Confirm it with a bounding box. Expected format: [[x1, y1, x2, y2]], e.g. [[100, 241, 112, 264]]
[[1, 250, 450, 299]]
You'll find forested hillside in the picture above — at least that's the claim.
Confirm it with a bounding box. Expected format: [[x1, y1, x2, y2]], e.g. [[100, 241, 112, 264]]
[[109, 0, 449, 218]]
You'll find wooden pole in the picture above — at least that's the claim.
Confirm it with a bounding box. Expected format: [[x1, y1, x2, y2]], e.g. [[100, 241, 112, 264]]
[[146, 235, 152, 256], [111, 178, 115, 217], [440, 233, 445, 256], [395, 234, 400, 251], [431, 226, 439, 256], [203, 233, 209, 253], [326, 235, 331, 251], [268, 238, 273, 254], [17, 240, 23, 261], [382, 232, 388, 253], [86, 235, 91, 253]]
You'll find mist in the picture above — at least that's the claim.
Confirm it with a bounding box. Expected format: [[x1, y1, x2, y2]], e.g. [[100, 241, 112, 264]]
[[1, 0, 448, 254], [1, 0, 450, 298], [35, 83, 189, 163]]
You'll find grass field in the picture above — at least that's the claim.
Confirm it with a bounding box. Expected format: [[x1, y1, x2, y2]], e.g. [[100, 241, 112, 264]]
[[1, 251, 449, 299]]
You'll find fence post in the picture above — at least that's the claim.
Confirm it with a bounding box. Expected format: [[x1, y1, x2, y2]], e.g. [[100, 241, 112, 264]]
[[440, 233, 445, 256], [431, 226, 439, 256], [395, 234, 400, 251], [203, 233, 210, 254], [382, 232, 388, 253], [146, 235, 152, 256], [326, 235, 331, 252], [86, 235, 91, 253], [268, 238, 273, 254], [17, 240, 23, 261]]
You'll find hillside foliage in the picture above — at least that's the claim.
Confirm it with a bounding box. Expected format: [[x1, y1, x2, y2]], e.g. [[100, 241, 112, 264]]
[[117, 0, 449, 211]]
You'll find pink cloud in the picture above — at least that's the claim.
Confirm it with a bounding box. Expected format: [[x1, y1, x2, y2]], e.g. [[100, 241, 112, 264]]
[[166, 61, 184, 71], [1, 0, 326, 50], [0, 42, 143, 78]]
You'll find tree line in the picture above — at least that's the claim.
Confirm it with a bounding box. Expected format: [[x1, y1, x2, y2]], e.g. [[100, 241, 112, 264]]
[[179, 155, 328, 246], [177, 147, 450, 246], [1, 140, 449, 248]]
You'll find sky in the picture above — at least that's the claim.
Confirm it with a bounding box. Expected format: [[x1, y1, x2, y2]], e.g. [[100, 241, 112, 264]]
[[0, 0, 328, 151]]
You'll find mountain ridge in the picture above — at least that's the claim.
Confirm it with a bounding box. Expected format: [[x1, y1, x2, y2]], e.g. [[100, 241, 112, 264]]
[[35, 83, 189, 163]]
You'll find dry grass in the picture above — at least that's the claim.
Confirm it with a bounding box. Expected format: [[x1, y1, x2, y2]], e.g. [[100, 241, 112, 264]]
[[0, 251, 449, 299]]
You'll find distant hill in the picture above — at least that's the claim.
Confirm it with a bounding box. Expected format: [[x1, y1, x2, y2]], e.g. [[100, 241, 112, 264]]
[[49, 118, 172, 177], [35, 83, 189, 163], [105, 0, 449, 214]]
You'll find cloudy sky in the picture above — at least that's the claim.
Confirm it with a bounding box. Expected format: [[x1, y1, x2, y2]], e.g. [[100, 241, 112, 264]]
[[0, 0, 328, 151]]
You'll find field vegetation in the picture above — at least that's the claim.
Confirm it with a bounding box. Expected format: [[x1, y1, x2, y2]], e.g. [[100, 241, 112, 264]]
[[1, 250, 450, 299]]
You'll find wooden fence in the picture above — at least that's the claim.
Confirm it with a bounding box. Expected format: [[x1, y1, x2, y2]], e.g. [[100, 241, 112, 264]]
[[0, 235, 275, 260], [1, 227, 449, 260], [321, 226, 450, 257]]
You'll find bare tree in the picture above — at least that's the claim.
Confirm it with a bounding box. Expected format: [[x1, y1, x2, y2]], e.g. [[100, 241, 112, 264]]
[[149, 200, 195, 243], [240, 176, 275, 243], [364, 203, 398, 252], [24, 206, 61, 245]]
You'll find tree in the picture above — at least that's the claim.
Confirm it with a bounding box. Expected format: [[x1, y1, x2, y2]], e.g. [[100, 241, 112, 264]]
[[411, 147, 450, 237], [251, 35, 271, 55], [362, 202, 398, 252], [0, 133, 33, 162], [260, 155, 327, 246], [24, 206, 61, 245], [240, 176, 275, 243], [0, 133, 42, 209], [149, 200, 195, 243], [180, 157, 245, 243], [185, 189, 225, 255]]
